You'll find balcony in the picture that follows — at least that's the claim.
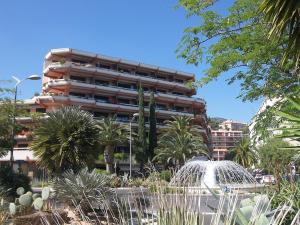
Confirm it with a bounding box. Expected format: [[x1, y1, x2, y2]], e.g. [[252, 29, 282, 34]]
[[43, 79, 206, 106], [44, 62, 194, 92], [36, 94, 197, 117]]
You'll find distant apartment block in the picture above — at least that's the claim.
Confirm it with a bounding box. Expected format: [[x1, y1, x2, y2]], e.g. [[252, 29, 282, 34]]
[[0, 48, 211, 176], [212, 120, 247, 160]]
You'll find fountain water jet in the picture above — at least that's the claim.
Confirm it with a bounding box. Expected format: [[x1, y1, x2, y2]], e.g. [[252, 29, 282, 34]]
[[170, 158, 260, 190]]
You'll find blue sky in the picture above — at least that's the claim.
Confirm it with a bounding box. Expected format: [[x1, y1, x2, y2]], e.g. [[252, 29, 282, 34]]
[[0, 0, 261, 122]]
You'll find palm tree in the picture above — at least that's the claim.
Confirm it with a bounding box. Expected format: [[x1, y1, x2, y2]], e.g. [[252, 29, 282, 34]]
[[98, 116, 128, 173], [227, 138, 256, 168], [260, 0, 300, 66], [31, 106, 101, 174], [276, 97, 300, 146], [154, 116, 208, 168]]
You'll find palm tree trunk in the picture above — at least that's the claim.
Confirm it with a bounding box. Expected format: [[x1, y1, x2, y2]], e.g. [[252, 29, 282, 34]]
[[104, 145, 114, 173]]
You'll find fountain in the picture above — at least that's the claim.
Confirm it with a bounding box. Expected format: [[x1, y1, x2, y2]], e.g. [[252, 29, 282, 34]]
[[170, 157, 262, 191]]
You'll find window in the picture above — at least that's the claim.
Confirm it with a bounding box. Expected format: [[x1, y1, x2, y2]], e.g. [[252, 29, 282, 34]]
[[156, 89, 166, 93], [157, 75, 167, 80], [36, 108, 46, 113], [17, 144, 28, 148], [118, 67, 130, 73], [69, 92, 86, 98], [117, 82, 131, 89], [175, 79, 184, 83], [71, 59, 88, 64], [157, 104, 167, 110], [136, 71, 149, 77], [94, 112, 108, 118], [116, 114, 130, 122], [70, 75, 86, 82], [118, 98, 130, 105], [95, 95, 109, 103], [95, 79, 109, 86], [172, 92, 184, 96], [174, 106, 185, 112], [96, 63, 111, 70]]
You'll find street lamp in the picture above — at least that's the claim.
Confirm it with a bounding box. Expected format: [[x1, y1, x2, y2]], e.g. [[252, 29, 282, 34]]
[[10, 75, 41, 168], [129, 113, 139, 178]]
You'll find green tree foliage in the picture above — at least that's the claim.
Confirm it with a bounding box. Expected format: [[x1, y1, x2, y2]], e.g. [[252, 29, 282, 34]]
[[0, 99, 28, 158], [135, 83, 147, 167], [177, 0, 298, 101], [154, 116, 207, 167], [207, 117, 224, 130], [225, 138, 256, 168], [148, 92, 157, 161], [270, 181, 300, 225], [97, 116, 128, 173], [258, 138, 295, 184], [260, 0, 300, 67], [31, 106, 101, 174], [0, 165, 31, 198]]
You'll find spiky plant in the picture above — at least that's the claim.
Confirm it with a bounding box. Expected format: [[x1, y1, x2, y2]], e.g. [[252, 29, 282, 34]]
[[275, 97, 300, 148], [53, 168, 113, 212], [31, 106, 101, 174], [97, 116, 128, 173]]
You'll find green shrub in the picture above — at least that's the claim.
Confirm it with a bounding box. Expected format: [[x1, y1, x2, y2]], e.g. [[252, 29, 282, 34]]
[[159, 170, 172, 182], [270, 181, 300, 225], [0, 166, 31, 198]]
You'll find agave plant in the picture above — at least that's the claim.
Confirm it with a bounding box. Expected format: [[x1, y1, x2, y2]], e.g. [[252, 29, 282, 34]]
[[53, 167, 113, 212]]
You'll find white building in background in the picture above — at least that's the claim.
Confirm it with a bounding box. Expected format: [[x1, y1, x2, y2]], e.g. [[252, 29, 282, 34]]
[[249, 97, 300, 147]]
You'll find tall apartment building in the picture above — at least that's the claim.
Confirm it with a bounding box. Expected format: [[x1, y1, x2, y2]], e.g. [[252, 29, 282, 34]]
[[0, 48, 210, 176], [211, 120, 247, 160]]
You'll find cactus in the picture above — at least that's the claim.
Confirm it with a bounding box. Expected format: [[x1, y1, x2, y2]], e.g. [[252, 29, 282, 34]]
[[16, 187, 25, 196], [25, 191, 33, 196], [9, 186, 51, 215], [33, 197, 44, 210], [9, 203, 16, 215], [19, 194, 32, 207], [42, 187, 50, 200], [32, 193, 40, 200]]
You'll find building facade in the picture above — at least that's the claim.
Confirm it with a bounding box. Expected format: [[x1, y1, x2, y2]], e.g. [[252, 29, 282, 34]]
[[211, 120, 247, 160], [1, 48, 210, 176]]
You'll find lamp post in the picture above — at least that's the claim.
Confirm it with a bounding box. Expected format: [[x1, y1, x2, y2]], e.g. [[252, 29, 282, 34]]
[[10, 75, 41, 168], [129, 113, 139, 178]]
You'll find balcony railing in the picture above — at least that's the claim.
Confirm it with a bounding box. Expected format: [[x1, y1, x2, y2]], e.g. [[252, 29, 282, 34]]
[[45, 79, 206, 105], [45, 61, 194, 89]]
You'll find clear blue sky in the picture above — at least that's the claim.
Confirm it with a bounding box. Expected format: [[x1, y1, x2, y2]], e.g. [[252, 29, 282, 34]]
[[0, 0, 261, 122]]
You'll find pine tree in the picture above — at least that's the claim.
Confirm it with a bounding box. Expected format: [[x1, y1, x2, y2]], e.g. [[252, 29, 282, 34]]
[[148, 92, 157, 160], [135, 83, 146, 168]]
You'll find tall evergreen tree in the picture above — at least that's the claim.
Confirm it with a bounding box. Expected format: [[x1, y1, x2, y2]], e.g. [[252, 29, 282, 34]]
[[148, 92, 157, 160], [135, 83, 147, 167]]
